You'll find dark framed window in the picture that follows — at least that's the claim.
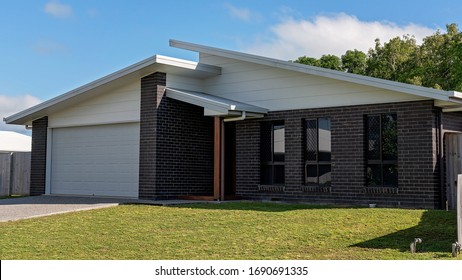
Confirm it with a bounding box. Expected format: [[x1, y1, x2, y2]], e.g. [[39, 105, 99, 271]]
[[366, 113, 398, 187], [305, 118, 331, 186], [261, 122, 285, 185]]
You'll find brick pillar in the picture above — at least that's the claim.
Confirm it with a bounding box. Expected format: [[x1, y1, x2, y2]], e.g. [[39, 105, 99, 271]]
[[138, 72, 166, 199], [30, 116, 48, 195]]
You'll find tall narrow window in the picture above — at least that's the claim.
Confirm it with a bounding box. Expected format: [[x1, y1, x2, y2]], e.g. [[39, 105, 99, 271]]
[[305, 118, 331, 186], [366, 113, 398, 187], [261, 122, 285, 185]]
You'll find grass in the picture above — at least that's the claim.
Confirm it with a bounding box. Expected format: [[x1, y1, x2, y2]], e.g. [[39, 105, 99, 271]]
[[0, 195, 25, 199], [0, 202, 459, 260]]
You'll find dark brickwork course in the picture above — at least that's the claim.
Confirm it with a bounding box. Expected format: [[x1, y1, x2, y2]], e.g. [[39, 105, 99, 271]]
[[139, 72, 214, 199], [235, 100, 442, 209], [30, 116, 48, 196]]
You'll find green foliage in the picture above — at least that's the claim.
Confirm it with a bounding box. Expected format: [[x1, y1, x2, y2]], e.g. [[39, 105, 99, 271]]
[[341, 49, 367, 74], [318, 54, 342, 70], [294, 54, 343, 70], [294, 56, 319, 66], [294, 23, 462, 91], [0, 203, 459, 260]]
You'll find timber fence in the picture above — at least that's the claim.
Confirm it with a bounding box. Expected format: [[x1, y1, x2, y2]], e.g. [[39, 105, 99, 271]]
[[0, 152, 31, 196]]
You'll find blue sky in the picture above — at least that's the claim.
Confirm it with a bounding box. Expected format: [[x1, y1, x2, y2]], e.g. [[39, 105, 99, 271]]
[[2, 0, 462, 133]]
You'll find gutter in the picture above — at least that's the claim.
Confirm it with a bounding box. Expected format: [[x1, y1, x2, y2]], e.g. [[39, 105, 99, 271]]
[[223, 111, 246, 122]]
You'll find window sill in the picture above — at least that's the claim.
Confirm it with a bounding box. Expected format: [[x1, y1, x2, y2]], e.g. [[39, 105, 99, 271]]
[[258, 185, 285, 192], [363, 187, 399, 194], [301, 186, 332, 193]]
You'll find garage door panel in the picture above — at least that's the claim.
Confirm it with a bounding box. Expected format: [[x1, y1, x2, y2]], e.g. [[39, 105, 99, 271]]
[[51, 123, 140, 198]]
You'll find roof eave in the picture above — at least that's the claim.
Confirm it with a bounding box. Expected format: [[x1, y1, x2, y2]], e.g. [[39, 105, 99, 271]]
[[4, 55, 221, 125], [169, 39, 454, 102]]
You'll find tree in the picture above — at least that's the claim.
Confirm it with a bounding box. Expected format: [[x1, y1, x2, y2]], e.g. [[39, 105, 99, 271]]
[[292, 23, 462, 91], [294, 54, 342, 71], [366, 35, 418, 83], [417, 24, 462, 91], [318, 54, 342, 70], [294, 56, 319, 67], [341, 49, 367, 75]]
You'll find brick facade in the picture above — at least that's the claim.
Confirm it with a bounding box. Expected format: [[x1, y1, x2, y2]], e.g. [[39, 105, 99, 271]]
[[235, 100, 441, 209], [30, 116, 48, 196], [139, 72, 214, 199], [139, 72, 164, 199]]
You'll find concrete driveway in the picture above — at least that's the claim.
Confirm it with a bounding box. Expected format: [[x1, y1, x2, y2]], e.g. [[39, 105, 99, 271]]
[[0, 196, 135, 222]]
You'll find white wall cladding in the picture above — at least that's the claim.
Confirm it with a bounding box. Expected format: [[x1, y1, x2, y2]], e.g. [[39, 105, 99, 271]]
[[200, 54, 428, 111], [50, 123, 140, 198], [48, 80, 141, 128], [166, 74, 205, 92]]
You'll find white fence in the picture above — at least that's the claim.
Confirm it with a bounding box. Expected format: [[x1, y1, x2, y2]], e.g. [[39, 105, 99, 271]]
[[0, 152, 31, 196]]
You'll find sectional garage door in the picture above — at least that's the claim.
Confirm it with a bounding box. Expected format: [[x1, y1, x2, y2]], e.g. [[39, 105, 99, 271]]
[[50, 123, 140, 198]]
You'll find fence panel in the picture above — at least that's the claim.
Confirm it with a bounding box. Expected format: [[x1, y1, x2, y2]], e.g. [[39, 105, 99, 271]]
[[0, 152, 30, 196], [458, 174, 462, 243], [11, 152, 31, 195], [0, 153, 12, 196]]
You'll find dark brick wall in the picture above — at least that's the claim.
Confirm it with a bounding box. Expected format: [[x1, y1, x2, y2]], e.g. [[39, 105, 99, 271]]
[[139, 72, 164, 199], [155, 98, 214, 198], [30, 116, 48, 196], [139, 72, 214, 199], [235, 100, 441, 209]]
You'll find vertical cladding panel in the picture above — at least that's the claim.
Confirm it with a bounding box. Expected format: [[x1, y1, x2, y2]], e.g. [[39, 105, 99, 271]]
[[30, 116, 48, 196], [235, 100, 441, 209], [441, 111, 462, 209]]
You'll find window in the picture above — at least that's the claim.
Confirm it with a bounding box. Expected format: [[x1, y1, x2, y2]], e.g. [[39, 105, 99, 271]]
[[366, 113, 398, 187], [261, 122, 285, 185], [305, 118, 331, 186]]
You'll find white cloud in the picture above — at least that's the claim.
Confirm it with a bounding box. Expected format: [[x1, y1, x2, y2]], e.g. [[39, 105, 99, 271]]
[[0, 95, 41, 135], [224, 3, 253, 22], [244, 13, 435, 60], [44, 0, 73, 19]]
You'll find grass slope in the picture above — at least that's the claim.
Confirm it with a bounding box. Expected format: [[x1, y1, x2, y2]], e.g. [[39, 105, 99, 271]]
[[0, 202, 459, 260]]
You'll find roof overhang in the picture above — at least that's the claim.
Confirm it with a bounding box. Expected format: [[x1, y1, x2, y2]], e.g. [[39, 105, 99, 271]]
[[170, 39, 462, 109], [4, 55, 221, 125], [165, 88, 268, 119]]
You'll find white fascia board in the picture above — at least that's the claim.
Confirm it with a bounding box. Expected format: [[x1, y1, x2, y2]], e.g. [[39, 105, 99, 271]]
[[154, 55, 221, 75], [170, 39, 454, 102]]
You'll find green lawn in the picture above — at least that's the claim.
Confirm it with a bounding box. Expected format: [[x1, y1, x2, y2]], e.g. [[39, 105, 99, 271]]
[[0, 202, 459, 260]]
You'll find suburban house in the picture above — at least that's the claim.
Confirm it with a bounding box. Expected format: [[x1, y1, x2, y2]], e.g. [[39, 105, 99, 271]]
[[0, 131, 31, 153], [0, 131, 31, 196], [4, 40, 462, 209]]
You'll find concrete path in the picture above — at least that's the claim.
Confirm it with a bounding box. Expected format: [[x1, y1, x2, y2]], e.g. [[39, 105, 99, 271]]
[[0, 196, 206, 222]]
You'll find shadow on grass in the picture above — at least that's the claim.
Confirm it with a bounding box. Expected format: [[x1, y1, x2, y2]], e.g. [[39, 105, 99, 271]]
[[352, 210, 457, 253]]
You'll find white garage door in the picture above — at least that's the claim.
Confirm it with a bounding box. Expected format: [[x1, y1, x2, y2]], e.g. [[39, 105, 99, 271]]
[[51, 123, 140, 198]]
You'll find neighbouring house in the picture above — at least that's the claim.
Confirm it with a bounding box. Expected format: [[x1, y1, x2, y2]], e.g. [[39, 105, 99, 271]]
[[0, 131, 31, 196], [4, 40, 462, 209], [0, 131, 31, 153]]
